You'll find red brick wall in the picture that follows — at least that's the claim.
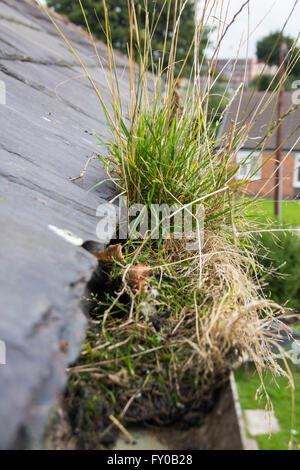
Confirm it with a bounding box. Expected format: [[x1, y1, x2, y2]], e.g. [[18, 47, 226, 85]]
[[235, 152, 295, 199]]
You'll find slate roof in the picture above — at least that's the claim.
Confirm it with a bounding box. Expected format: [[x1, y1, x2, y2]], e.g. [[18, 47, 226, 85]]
[[0, 0, 131, 449]]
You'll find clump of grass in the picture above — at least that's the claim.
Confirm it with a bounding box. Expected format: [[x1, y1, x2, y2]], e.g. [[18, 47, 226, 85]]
[[40, 0, 300, 446]]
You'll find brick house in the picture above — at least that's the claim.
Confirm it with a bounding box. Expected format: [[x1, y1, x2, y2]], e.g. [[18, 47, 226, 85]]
[[215, 59, 256, 89], [219, 91, 300, 200]]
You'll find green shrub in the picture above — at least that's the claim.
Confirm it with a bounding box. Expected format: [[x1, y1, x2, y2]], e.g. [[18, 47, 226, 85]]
[[255, 230, 300, 309]]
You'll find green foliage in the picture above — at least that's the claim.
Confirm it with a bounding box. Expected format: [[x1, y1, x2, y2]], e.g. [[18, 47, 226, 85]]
[[248, 73, 279, 91], [256, 31, 300, 79], [248, 73, 295, 92], [207, 83, 230, 125], [47, 0, 209, 77], [255, 230, 300, 309]]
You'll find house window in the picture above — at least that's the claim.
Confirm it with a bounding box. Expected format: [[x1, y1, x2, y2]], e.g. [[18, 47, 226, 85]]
[[236, 151, 261, 181], [294, 154, 300, 189]]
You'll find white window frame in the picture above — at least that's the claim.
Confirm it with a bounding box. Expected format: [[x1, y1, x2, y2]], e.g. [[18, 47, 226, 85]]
[[236, 150, 261, 181], [294, 153, 300, 189]]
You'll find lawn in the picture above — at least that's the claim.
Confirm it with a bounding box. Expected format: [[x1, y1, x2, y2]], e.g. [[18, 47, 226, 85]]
[[235, 355, 300, 450], [245, 199, 300, 227]]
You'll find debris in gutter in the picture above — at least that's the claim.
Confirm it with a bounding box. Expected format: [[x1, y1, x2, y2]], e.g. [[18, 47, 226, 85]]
[[127, 262, 153, 295], [93, 244, 125, 263]]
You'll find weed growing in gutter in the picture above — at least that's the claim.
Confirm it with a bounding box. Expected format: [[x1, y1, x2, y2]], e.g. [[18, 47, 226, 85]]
[[40, 0, 300, 448]]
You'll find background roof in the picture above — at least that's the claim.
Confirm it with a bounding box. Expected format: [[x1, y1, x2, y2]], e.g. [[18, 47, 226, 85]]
[[220, 91, 300, 152]]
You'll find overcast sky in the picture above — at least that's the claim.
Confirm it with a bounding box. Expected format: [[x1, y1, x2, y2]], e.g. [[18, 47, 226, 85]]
[[200, 0, 300, 59]]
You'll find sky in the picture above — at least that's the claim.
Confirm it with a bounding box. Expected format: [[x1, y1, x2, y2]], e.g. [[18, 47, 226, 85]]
[[199, 0, 300, 59]]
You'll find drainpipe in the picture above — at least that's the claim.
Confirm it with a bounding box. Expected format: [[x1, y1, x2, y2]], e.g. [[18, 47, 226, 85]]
[[274, 42, 287, 219]]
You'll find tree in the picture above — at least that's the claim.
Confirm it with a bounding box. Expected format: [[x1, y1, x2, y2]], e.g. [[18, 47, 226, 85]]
[[256, 31, 300, 80], [47, 0, 209, 77]]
